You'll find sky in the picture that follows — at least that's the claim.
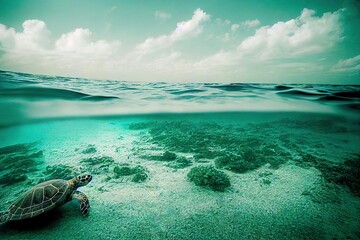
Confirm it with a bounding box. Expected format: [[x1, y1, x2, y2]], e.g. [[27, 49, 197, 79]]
[[0, 0, 359, 84]]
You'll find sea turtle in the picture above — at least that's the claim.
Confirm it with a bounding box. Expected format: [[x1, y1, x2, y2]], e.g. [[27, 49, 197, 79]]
[[0, 174, 92, 224]]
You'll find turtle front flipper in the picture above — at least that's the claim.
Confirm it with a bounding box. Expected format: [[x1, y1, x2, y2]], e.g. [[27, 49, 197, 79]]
[[0, 210, 9, 223], [71, 191, 90, 216]]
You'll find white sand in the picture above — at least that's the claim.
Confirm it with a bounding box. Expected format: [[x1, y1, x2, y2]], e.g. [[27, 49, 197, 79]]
[[1, 159, 359, 240], [0, 117, 359, 240]]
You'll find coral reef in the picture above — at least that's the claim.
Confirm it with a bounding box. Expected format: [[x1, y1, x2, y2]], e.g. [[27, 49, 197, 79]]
[[40, 164, 80, 181], [146, 151, 178, 161], [113, 165, 134, 176], [162, 151, 177, 161], [81, 144, 97, 154], [114, 165, 148, 182], [167, 156, 193, 169], [80, 156, 115, 174], [0, 143, 43, 187], [131, 172, 148, 183], [80, 155, 149, 183], [131, 120, 290, 173], [338, 157, 360, 196], [128, 122, 151, 130], [294, 152, 360, 197], [187, 165, 230, 191], [130, 119, 359, 196]]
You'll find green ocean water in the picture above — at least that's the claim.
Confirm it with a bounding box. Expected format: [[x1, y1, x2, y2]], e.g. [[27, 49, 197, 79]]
[[0, 71, 360, 239]]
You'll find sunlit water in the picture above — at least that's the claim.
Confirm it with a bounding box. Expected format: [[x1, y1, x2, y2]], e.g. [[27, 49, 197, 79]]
[[0, 70, 359, 239]]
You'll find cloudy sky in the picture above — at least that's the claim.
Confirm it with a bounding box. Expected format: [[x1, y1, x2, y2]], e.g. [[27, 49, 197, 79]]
[[0, 0, 359, 83]]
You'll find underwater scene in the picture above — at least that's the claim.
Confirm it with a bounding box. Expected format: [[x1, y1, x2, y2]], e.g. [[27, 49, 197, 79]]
[[0, 70, 359, 240]]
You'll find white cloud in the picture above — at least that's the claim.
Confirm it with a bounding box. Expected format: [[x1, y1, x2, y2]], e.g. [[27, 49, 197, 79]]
[[0, 20, 121, 78], [221, 32, 230, 42], [155, 10, 171, 21], [242, 19, 261, 28], [238, 8, 343, 59], [231, 24, 240, 32], [0, 7, 352, 83], [55, 28, 120, 56], [136, 8, 210, 55], [194, 8, 344, 76], [144, 51, 183, 72], [215, 18, 231, 26], [0, 24, 16, 49], [0, 20, 120, 56], [194, 50, 238, 70], [0, 20, 50, 52], [171, 9, 210, 40], [107, 6, 117, 14], [228, 20, 261, 34], [103, 6, 118, 33], [104, 6, 118, 32], [332, 54, 360, 72]]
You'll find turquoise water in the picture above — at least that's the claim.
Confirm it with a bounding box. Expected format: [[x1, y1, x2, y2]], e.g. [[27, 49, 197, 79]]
[[0, 70, 359, 239]]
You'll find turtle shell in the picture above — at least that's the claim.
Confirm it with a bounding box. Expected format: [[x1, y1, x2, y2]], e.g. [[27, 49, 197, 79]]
[[8, 179, 72, 221]]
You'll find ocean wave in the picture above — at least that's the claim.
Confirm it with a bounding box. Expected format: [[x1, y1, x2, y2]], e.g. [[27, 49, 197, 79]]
[[0, 70, 359, 127], [333, 91, 360, 99], [207, 83, 248, 91], [275, 85, 293, 90], [276, 89, 327, 97], [170, 89, 206, 95], [317, 96, 351, 101], [0, 87, 118, 101]]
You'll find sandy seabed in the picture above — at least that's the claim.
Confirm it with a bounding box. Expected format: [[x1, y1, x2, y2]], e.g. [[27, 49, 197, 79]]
[[0, 113, 359, 240], [1, 163, 359, 240]]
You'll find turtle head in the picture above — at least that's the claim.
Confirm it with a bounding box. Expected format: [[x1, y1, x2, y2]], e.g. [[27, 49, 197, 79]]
[[74, 174, 92, 187]]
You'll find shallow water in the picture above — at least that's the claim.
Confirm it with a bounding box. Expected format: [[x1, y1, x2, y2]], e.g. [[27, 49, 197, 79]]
[[0, 71, 360, 239]]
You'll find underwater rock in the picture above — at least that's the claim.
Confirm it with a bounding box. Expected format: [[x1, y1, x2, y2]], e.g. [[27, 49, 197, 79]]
[[274, 118, 347, 133], [80, 156, 115, 174], [215, 144, 289, 173], [146, 151, 178, 162], [128, 122, 151, 130], [0, 174, 27, 186], [113, 165, 148, 182], [139, 121, 224, 161], [0, 143, 35, 155], [301, 180, 342, 204], [162, 151, 177, 161], [187, 165, 230, 192], [114, 166, 135, 176], [147, 121, 226, 155], [113, 165, 145, 177], [193, 151, 219, 161], [167, 156, 193, 169], [341, 158, 360, 196], [215, 152, 262, 173], [321, 157, 360, 197], [131, 172, 148, 183], [132, 120, 290, 175], [80, 155, 149, 183], [260, 178, 272, 185], [258, 170, 273, 178], [295, 151, 360, 197], [296, 152, 323, 168], [81, 144, 97, 154], [39, 164, 79, 182], [0, 143, 43, 187]]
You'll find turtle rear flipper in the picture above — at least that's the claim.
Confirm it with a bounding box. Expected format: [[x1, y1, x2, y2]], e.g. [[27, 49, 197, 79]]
[[71, 191, 90, 216], [0, 211, 9, 223]]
